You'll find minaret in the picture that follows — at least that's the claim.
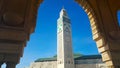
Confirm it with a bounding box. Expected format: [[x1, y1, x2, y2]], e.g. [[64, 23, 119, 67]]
[[57, 8, 74, 68]]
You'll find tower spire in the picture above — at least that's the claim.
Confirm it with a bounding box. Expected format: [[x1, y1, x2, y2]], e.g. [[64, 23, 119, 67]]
[[60, 7, 68, 18]]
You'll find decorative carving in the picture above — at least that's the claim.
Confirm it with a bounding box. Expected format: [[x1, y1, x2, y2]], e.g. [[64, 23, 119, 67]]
[[3, 12, 24, 26]]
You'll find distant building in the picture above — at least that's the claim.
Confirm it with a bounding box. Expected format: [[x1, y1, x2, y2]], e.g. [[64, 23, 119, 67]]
[[29, 8, 107, 68], [30, 54, 107, 68]]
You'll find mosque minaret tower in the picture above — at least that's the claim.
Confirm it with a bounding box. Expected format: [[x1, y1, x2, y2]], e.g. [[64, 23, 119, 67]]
[[57, 8, 74, 68]]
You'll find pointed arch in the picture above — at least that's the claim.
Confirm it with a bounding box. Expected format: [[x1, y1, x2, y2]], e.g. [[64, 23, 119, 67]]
[[75, 0, 103, 42]]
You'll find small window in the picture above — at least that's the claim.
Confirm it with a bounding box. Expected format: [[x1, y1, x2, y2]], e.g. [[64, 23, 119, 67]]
[[117, 10, 120, 27], [68, 61, 70, 64]]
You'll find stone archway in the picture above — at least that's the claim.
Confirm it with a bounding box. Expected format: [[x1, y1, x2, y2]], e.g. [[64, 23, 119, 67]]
[[0, 0, 120, 68], [76, 0, 120, 68]]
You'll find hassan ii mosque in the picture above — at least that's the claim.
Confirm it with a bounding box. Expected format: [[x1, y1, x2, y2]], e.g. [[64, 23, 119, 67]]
[[29, 8, 107, 68]]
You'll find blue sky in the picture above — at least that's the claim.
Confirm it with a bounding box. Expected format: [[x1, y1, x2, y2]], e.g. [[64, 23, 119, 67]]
[[2, 0, 119, 68]]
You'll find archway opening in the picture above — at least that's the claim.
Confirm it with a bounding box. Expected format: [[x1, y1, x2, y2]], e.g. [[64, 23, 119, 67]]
[[117, 10, 120, 27], [17, 0, 106, 68], [1, 63, 6, 68], [70, 4, 99, 55]]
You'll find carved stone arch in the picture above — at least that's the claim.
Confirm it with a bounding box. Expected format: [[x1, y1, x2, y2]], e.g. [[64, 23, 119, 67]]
[[75, 0, 114, 67], [76, 0, 120, 67], [75, 0, 104, 41], [75, 0, 106, 50]]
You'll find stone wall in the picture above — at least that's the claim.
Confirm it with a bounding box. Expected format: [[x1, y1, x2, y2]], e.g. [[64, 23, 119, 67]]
[[75, 59, 107, 68], [30, 61, 57, 68]]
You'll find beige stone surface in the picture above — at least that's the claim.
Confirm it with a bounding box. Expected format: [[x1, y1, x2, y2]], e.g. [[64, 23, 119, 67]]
[[29, 59, 107, 68]]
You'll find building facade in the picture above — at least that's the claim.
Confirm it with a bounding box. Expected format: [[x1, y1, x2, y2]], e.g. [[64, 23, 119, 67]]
[[30, 55, 107, 68]]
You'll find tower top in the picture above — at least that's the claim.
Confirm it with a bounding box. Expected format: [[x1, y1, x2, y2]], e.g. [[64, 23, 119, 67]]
[[60, 7, 68, 18]]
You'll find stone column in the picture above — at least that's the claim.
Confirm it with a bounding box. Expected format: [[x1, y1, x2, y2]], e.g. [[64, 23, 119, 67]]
[[0, 0, 42, 67], [6, 62, 17, 68]]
